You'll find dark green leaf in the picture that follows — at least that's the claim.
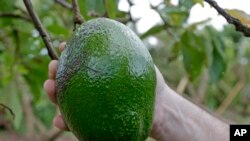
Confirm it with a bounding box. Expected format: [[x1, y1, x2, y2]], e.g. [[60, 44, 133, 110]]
[[140, 25, 165, 39], [78, 0, 89, 20], [47, 24, 70, 35], [209, 48, 226, 84], [209, 36, 227, 84], [178, 0, 196, 9], [87, 0, 106, 16], [0, 0, 15, 12], [180, 31, 205, 80], [1, 81, 23, 131], [104, 0, 117, 19], [194, 0, 204, 7], [34, 99, 56, 128], [116, 11, 128, 18], [158, 6, 189, 26]]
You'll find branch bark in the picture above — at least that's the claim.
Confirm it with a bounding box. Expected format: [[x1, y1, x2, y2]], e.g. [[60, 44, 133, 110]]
[[23, 0, 58, 60], [0, 13, 31, 22], [204, 0, 250, 37], [72, 0, 84, 30], [54, 0, 72, 9], [0, 103, 15, 120], [216, 81, 244, 115]]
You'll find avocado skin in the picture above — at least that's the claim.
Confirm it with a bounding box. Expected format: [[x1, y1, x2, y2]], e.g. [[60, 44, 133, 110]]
[[56, 18, 156, 141]]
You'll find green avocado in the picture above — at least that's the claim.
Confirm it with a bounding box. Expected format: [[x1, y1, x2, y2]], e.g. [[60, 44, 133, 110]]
[[56, 18, 156, 141]]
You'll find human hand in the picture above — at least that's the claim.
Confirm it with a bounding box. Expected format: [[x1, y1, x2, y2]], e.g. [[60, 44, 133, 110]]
[[43, 42, 69, 131], [43, 42, 166, 135]]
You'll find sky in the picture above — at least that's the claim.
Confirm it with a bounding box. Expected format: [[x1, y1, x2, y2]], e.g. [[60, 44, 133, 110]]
[[118, 0, 250, 33]]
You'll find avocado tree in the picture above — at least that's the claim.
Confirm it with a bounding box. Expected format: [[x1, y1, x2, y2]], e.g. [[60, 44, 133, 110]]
[[0, 0, 250, 140]]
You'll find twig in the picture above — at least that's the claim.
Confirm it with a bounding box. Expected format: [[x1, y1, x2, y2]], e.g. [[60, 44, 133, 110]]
[[54, 0, 72, 9], [187, 83, 198, 98], [216, 81, 244, 115], [46, 108, 65, 141], [149, 1, 178, 39], [0, 13, 31, 22], [149, 1, 172, 28], [127, 0, 134, 22], [15, 74, 47, 138], [72, 0, 84, 30], [204, 0, 250, 37], [13, 29, 20, 64], [10, 28, 20, 73], [218, 80, 231, 95], [196, 70, 209, 103], [16, 75, 36, 137], [149, 1, 164, 9], [0, 103, 15, 120], [47, 130, 64, 141], [176, 76, 189, 94], [22, 92, 36, 137], [23, 0, 58, 60]]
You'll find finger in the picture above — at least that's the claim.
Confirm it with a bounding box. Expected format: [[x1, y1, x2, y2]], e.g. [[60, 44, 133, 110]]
[[53, 115, 69, 131], [43, 79, 57, 104], [155, 66, 165, 93], [48, 60, 58, 79], [59, 42, 66, 52]]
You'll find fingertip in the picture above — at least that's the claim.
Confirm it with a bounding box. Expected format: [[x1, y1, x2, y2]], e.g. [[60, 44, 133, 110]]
[[59, 42, 66, 52], [48, 60, 58, 79], [53, 115, 69, 131], [44, 79, 57, 104]]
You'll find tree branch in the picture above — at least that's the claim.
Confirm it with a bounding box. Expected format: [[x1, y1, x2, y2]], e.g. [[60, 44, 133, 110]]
[[0, 13, 31, 22], [47, 130, 64, 141], [196, 70, 209, 104], [23, 0, 58, 60], [176, 76, 189, 94], [0, 103, 15, 120], [72, 0, 84, 30], [216, 80, 244, 115], [149, 2, 172, 28], [54, 0, 72, 9], [149, 1, 178, 39], [204, 0, 250, 37]]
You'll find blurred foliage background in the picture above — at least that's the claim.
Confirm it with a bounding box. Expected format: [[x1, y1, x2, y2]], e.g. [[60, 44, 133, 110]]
[[1, 0, 250, 140]]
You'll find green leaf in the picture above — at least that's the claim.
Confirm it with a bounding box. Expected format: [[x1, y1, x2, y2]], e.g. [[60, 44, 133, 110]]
[[33, 95, 56, 128], [0, 0, 15, 12], [1, 80, 23, 131], [22, 56, 49, 102], [23, 75, 41, 102], [158, 6, 189, 26], [47, 24, 70, 35], [180, 31, 205, 80], [104, 0, 117, 19], [194, 0, 204, 7], [178, 0, 196, 10], [225, 9, 250, 26], [209, 36, 227, 84], [116, 11, 128, 18], [87, 0, 106, 16], [209, 47, 226, 84], [78, 0, 89, 20], [140, 25, 165, 39]]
